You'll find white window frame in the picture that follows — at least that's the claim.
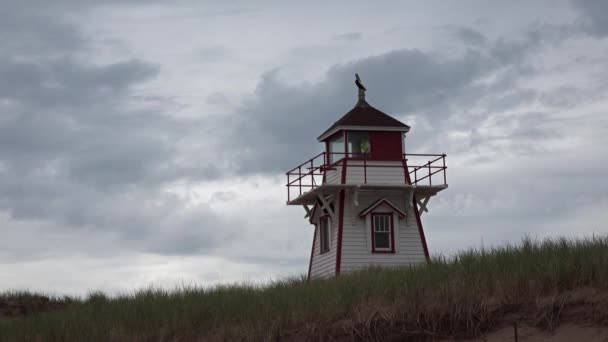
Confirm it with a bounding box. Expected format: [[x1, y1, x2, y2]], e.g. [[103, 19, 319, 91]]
[[371, 213, 394, 253]]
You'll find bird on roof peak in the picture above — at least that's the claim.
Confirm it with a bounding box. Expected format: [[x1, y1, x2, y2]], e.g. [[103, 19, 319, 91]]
[[355, 73, 366, 91]]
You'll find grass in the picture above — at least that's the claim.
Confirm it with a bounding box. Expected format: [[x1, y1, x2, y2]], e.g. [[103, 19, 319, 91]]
[[2, 236, 608, 341]]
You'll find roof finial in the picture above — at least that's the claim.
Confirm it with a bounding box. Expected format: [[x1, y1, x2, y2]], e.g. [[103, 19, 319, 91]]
[[355, 73, 368, 106]]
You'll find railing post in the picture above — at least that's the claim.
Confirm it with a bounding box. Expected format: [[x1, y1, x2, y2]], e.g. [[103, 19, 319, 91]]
[[310, 159, 314, 188], [428, 161, 432, 186], [443, 154, 446, 185], [287, 174, 290, 202], [298, 166, 302, 196], [414, 169, 417, 184]]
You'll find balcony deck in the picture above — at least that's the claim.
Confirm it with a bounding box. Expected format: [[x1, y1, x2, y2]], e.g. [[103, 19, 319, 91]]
[[286, 152, 448, 205]]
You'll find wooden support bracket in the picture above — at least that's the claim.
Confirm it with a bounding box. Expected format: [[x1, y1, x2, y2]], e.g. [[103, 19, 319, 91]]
[[303, 204, 312, 218], [317, 194, 336, 220], [416, 195, 431, 216]]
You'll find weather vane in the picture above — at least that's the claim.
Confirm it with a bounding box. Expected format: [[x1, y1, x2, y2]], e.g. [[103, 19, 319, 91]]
[[355, 73, 366, 101], [355, 73, 366, 91]]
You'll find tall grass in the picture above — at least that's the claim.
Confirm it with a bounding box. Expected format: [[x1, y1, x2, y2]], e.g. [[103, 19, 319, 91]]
[[2, 236, 608, 341]]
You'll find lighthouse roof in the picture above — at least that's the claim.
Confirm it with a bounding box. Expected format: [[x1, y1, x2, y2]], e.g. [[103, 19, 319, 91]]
[[317, 96, 410, 142]]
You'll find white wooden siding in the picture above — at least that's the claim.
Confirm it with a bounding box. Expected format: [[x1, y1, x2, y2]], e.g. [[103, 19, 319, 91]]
[[323, 160, 405, 186], [340, 190, 426, 273], [324, 165, 342, 185], [345, 160, 405, 184]]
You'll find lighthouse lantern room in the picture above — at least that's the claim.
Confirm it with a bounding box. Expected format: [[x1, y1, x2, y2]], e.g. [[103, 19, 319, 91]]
[[286, 75, 448, 279]]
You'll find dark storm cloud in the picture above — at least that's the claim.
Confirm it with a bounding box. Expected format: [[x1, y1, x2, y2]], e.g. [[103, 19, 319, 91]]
[[0, 1, 229, 257], [451, 27, 487, 47], [571, 0, 608, 37], [225, 29, 545, 174], [1, 0, 606, 265], [0, 58, 159, 108]]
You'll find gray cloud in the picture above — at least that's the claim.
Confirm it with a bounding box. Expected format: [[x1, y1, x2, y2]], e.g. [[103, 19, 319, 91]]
[[198, 46, 233, 63], [451, 26, 487, 47], [332, 32, 363, 42], [571, 0, 608, 37], [1, 0, 607, 295], [0, 58, 159, 108], [0, 2, 230, 258], [224, 29, 546, 174]]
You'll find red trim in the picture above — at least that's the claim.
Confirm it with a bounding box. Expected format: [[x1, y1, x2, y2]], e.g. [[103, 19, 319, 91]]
[[340, 158, 347, 185], [344, 131, 348, 159], [403, 158, 431, 261], [413, 195, 431, 261], [359, 198, 406, 218], [318, 215, 331, 255], [335, 156, 347, 276], [307, 224, 317, 280], [370, 212, 396, 253], [335, 190, 345, 275], [402, 159, 409, 185]]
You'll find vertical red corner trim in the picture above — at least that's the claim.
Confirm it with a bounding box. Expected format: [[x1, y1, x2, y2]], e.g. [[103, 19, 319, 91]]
[[307, 225, 317, 281], [403, 157, 431, 262], [413, 195, 431, 261], [344, 130, 348, 160], [336, 158, 347, 275], [341, 158, 347, 185], [335, 190, 345, 275]]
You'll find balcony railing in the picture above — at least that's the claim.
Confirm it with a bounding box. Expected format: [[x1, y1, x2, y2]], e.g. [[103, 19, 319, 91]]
[[286, 152, 447, 202]]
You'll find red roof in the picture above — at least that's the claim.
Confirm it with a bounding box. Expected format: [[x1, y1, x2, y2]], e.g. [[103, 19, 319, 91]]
[[318, 99, 410, 141]]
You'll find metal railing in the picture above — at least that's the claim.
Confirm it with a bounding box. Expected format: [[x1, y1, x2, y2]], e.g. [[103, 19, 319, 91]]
[[286, 152, 447, 202]]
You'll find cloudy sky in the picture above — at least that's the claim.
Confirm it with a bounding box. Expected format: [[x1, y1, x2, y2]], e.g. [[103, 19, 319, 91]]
[[1, 0, 607, 296]]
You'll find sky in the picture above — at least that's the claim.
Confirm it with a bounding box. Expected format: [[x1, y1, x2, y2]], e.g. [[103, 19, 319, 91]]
[[0, 0, 607, 296]]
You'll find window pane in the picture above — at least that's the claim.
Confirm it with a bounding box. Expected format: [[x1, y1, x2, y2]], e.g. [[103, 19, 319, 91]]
[[347, 132, 371, 158], [320, 218, 330, 253], [375, 232, 390, 249], [329, 134, 345, 163], [374, 215, 390, 232]]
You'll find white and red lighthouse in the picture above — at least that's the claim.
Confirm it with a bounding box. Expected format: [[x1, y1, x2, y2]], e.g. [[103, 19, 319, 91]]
[[286, 75, 448, 279]]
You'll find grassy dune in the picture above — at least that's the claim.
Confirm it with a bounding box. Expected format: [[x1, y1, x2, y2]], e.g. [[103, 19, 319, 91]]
[[2, 236, 608, 341]]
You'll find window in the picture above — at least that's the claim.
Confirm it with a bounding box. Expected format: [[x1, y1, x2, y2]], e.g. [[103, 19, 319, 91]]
[[347, 131, 371, 158], [372, 214, 393, 252], [319, 216, 330, 254], [328, 134, 345, 163]]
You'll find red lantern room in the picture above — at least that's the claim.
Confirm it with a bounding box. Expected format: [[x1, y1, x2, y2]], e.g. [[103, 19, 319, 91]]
[[286, 74, 448, 279], [318, 79, 410, 164]]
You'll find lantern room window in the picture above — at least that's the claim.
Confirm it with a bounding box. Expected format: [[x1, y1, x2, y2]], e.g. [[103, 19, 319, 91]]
[[319, 216, 330, 254], [328, 134, 345, 164], [372, 213, 394, 252], [347, 131, 371, 158]]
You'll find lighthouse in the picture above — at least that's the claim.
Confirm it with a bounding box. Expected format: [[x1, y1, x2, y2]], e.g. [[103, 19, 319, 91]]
[[286, 75, 448, 279]]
